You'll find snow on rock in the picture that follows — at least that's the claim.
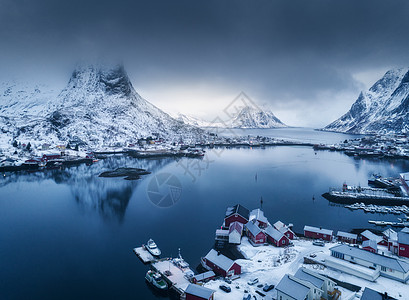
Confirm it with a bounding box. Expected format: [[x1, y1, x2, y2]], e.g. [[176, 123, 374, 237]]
[[229, 105, 287, 129], [175, 104, 287, 129], [324, 68, 409, 134], [0, 64, 205, 152]]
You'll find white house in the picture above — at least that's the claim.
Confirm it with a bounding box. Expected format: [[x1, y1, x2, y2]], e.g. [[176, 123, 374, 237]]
[[330, 244, 409, 282]]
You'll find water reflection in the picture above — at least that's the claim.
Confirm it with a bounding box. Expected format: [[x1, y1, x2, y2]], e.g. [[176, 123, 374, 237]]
[[1, 155, 175, 221]]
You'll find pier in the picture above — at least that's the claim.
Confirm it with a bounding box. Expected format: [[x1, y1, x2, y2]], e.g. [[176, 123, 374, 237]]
[[133, 244, 194, 299], [151, 258, 194, 296], [133, 247, 156, 264]]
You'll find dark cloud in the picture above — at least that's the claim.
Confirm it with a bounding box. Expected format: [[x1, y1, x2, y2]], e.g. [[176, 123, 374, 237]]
[[1, 0, 409, 126]]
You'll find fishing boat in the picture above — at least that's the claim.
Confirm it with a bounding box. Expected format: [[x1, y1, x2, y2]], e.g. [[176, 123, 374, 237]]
[[145, 270, 168, 290], [145, 239, 161, 257]]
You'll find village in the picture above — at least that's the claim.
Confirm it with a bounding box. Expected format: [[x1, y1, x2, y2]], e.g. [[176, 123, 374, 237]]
[[313, 134, 409, 160], [5, 131, 409, 174], [0, 133, 313, 173], [135, 203, 409, 300]]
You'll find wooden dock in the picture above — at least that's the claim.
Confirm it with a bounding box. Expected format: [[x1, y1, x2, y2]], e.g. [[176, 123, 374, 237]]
[[133, 247, 156, 263], [151, 258, 194, 297]]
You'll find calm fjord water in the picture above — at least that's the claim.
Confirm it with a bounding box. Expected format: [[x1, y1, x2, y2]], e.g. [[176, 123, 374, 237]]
[[1, 128, 408, 299]]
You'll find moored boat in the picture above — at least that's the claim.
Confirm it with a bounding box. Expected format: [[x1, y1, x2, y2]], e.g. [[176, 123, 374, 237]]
[[145, 270, 168, 290], [145, 239, 161, 257]]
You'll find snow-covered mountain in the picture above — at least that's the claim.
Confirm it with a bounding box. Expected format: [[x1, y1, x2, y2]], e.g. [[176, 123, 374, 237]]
[[324, 68, 409, 134], [0, 64, 203, 149], [229, 105, 287, 128], [0, 81, 58, 117], [175, 106, 287, 129], [173, 113, 218, 128]]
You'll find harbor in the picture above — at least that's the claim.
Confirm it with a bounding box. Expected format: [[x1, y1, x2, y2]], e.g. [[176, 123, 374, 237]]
[[133, 239, 195, 298], [133, 203, 409, 300]]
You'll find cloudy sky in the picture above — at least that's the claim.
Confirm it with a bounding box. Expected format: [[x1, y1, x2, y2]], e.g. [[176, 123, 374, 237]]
[[1, 0, 409, 127]]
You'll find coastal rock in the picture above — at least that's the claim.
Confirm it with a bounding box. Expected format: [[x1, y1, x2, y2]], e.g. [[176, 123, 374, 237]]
[[99, 167, 151, 180]]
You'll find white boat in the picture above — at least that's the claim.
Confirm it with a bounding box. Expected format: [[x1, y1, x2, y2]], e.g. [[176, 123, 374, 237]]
[[145, 270, 168, 290], [145, 239, 161, 256]]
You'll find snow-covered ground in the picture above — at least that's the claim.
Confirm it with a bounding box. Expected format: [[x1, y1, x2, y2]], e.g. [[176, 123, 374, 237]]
[[202, 238, 409, 299]]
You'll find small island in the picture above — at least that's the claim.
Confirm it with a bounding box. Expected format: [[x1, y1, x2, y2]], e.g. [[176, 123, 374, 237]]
[[99, 167, 151, 180]]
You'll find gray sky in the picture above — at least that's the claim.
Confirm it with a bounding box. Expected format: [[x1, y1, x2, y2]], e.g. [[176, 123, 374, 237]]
[[1, 0, 409, 127]]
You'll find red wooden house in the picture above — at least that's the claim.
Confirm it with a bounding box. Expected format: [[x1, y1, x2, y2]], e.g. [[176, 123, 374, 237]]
[[360, 230, 386, 246], [202, 249, 241, 277], [185, 283, 215, 300], [362, 240, 378, 253], [398, 228, 409, 258], [265, 225, 289, 247], [336, 231, 358, 244], [224, 204, 250, 227], [249, 209, 269, 229], [273, 220, 296, 240], [245, 221, 267, 245], [304, 225, 333, 241]]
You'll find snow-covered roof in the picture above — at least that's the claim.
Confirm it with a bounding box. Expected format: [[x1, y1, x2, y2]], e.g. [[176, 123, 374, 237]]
[[361, 287, 396, 300], [249, 209, 268, 224], [215, 229, 229, 236], [362, 240, 378, 250], [294, 268, 324, 289], [225, 204, 250, 220], [398, 228, 409, 245], [361, 230, 383, 243], [275, 274, 311, 300], [185, 283, 215, 299], [304, 225, 333, 236], [229, 221, 243, 234], [204, 249, 237, 272], [274, 220, 286, 229], [245, 221, 263, 237], [265, 225, 285, 241], [402, 227, 409, 233], [383, 228, 397, 241], [337, 231, 357, 240], [192, 271, 215, 282], [330, 244, 409, 273]]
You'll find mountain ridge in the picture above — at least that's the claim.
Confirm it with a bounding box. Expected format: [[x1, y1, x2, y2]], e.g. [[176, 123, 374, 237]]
[[324, 68, 409, 134], [0, 64, 203, 149]]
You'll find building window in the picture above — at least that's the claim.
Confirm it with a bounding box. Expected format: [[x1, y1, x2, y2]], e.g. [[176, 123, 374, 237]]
[[381, 266, 386, 272]]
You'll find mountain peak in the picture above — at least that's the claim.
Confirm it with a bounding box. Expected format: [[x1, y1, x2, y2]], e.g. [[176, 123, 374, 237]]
[[68, 64, 133, 97], [230, 104, 287, 129], [324, 67, 409, 134]]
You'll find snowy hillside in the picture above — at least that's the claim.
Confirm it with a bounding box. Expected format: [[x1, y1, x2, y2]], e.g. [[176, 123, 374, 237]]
[[0, 81, 57, 117], [0, 64, 204, 150], [175, 106, 287, 129], [172, 113, 219, 128], [324, 68, 409, 134], [229, 105, 287, 129]]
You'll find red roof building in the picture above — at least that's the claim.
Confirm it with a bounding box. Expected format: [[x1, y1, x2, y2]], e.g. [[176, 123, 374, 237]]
[[304, 225, 333, 241], [202, 249, 241, 277], [185, 284, 215, 300], [245, 221, 267, 245], [265, 225, 290, 247], [273, 220, 296, 240], [224, 204, 250, 227]]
